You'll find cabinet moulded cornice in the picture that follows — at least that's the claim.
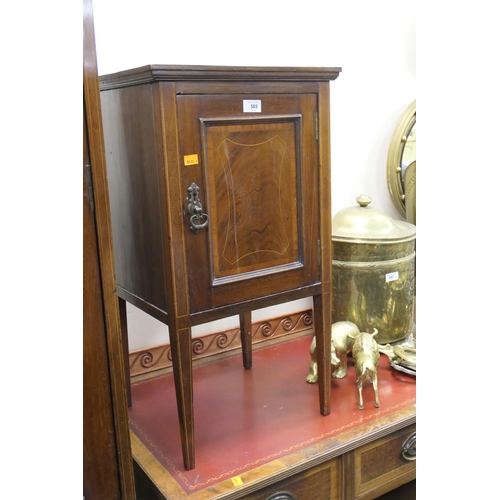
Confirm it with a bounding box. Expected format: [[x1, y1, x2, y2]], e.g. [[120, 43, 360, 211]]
[[99, 64, 342, 90]]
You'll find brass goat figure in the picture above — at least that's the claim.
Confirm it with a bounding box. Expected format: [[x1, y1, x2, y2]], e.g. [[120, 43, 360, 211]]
[[351, 329, 380, 410]]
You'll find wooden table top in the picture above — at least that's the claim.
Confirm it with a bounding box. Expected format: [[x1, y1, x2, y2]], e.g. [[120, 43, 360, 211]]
[[130, 334, 416, 499]]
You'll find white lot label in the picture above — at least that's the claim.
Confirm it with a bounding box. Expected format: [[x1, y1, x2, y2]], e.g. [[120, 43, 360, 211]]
[[243, 100, 262, 112], [386, 271, 399, 283]]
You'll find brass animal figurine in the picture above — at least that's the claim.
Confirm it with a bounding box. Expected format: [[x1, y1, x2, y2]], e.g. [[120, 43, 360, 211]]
[[306, 321, 361, 384], [378, 342, 416, 375], [352, 329, 380, 410]]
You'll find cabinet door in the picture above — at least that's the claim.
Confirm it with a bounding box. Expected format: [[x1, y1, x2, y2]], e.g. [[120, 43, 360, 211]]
[[177, 93, 320, 313]]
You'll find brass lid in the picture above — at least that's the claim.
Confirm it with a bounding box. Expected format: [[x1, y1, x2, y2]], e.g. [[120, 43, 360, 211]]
[[331, 195, 416, 243]]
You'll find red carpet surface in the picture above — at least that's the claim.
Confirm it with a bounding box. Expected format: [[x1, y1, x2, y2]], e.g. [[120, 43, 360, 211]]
[[128, 335, 416, 493]]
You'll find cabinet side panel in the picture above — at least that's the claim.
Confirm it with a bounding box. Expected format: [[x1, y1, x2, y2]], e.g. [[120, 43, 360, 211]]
[[100, 85, 167, 311]]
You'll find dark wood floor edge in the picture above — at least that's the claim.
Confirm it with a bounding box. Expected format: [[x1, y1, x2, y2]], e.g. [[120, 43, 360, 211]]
[[129, 309, 314, 379]]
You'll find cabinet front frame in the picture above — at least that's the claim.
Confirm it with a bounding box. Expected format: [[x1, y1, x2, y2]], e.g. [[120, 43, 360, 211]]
[[172, 86, 324, 315]]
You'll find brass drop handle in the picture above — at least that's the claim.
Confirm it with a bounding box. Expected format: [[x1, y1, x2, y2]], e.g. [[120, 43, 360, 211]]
[[401, 432, 416, 461], [187, 182, 209, 233], [264, 492, 296, 500]]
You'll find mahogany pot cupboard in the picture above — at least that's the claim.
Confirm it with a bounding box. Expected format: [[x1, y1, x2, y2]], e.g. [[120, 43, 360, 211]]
[[99, 65, 342, 470]]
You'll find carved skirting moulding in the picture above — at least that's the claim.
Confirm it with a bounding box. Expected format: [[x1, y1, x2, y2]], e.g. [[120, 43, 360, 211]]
[[129, 309, 314, 378]]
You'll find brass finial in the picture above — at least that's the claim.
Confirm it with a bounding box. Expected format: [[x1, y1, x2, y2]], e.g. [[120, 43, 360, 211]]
[[356, 194, 372, 207]]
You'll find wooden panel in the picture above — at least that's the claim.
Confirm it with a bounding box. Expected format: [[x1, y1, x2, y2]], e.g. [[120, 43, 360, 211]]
[[376, 480, 416, 500], [246, 460, 340, 500], [354, 425, 416, 499], [176, 93, 319, 312], [83, 1, 136, 496], [155, 81, 192, 321], [100, 83, 167, 312], [204, 117, 301, 280], [83, 104, 122, 500]]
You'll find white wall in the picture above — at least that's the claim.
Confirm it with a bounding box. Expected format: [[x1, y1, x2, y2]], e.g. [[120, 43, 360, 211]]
[[92, 0, 416, 351]]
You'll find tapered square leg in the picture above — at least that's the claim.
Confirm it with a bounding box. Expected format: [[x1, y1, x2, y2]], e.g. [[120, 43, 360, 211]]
[[118, 297, 132, 407], [313, 294, 331, 416], [169, 324, 195, 470], [240, 311, 252, 370]]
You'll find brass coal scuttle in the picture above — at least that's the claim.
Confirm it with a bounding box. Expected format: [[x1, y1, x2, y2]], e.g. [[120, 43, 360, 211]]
[[331, 195, 416, 344]]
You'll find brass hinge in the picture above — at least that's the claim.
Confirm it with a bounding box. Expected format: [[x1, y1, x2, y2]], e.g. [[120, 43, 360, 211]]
[[317, 239, 321, 266], [85, 163, 95, 212], [315, 112, 319, 140]]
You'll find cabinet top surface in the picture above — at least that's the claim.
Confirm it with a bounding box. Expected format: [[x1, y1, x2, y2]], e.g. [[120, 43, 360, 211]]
[[99, 64, 342, 90]]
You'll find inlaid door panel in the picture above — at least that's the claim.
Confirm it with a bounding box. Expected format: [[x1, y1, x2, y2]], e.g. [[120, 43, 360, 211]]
[[176, 94, 319, 313], [204, 117, 301, 281]]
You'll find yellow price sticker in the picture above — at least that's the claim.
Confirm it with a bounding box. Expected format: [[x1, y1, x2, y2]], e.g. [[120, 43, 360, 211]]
[[184, 154, 199, 166], [231, 476, 244, 486]]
